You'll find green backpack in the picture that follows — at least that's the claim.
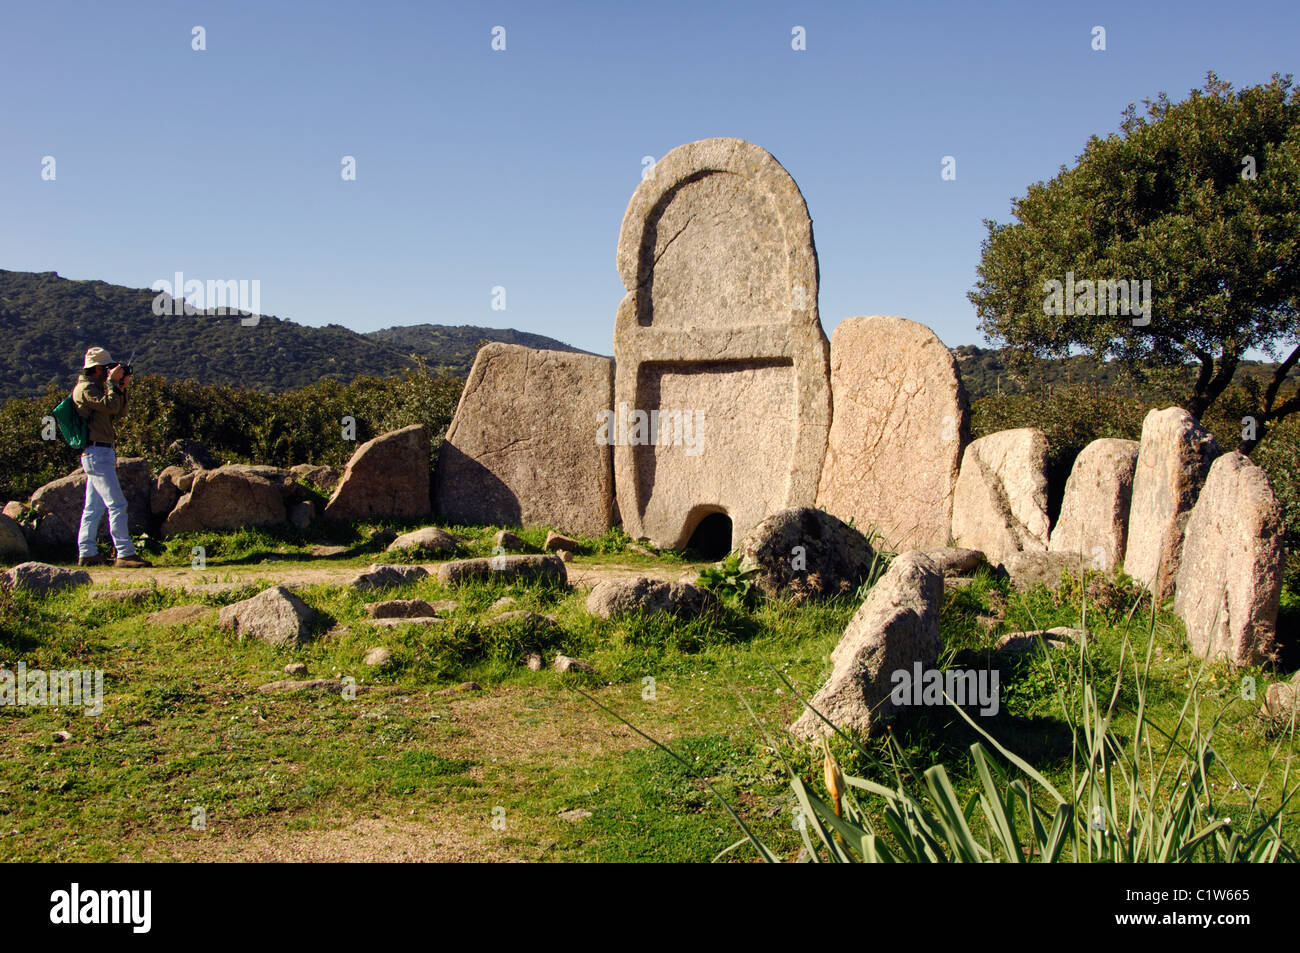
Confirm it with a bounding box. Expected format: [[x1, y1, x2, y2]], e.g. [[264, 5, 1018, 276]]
[[51, 395, 89, 451]]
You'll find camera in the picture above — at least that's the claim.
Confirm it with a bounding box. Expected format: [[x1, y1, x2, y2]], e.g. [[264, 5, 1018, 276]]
[[108, 362, 133, 376]]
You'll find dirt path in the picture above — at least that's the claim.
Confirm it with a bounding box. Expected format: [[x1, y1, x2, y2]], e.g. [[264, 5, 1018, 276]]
[[82, 558, 698, 595]]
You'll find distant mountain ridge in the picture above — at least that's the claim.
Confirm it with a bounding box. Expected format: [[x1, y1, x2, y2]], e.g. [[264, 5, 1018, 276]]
[[4, 269, 1292, 405], [0, 269, 589, 401]]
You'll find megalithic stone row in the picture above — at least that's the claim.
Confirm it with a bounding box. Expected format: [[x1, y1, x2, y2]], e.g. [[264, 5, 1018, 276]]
[[1173, 452, 1284, 666], [1123, 408, 1219, 600], [815, 315, 969, 551], [612, 137, 831, 551], [1048, 437, 1139, 573], [435, 343, 617, 537], [950, 428, 1051, 568]]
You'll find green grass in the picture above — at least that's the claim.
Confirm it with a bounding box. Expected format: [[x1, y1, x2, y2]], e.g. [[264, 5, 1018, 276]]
[[0, 528, 1295, 862]]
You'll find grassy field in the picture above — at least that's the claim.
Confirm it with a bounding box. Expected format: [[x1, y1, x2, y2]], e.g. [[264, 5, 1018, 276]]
[[0, 522, 1295, 862]]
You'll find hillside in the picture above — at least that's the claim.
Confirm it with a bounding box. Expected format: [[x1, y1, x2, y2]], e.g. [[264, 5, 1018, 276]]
[[0, 270, 583, 400]]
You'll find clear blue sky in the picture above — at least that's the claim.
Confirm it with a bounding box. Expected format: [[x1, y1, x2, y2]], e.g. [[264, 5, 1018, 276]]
[[2, 0, 1295, 355]]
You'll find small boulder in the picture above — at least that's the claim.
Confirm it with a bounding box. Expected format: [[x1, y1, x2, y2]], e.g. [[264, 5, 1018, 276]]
[[493, 530, 528, 552], [0, 513, 30, 564], [218, 585, 316, 646], [364, 647, 394, 669], [1, 561, 91, 596], [1264, 673, 1300, 719], [543, 531, 579, 553], [151, 465, 186, 517], [386, 526, 460, 556], [366, 598, 438, 619], [369, 616, 444, 628], [284, 662, 308, 676], [161, 466, 287, 537], [923, 548, 985, 578], [585, 577, 718, 620], [349, 564, 430, 592], [290, 463, 341, 491], [737, 507, 877, 601], [436, 554, 567, 587], [553, 654, 596, 675], [525, 652, 544, 671]]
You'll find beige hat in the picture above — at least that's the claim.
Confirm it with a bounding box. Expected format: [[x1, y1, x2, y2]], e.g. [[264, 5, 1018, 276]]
[[83, 347, 113, 369]]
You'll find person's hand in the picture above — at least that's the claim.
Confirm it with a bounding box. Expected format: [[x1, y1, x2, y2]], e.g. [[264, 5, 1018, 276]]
[[108, 364, 125, 383]]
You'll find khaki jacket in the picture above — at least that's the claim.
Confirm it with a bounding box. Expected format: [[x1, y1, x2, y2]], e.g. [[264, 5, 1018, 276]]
[[72, 374, 128, 445]]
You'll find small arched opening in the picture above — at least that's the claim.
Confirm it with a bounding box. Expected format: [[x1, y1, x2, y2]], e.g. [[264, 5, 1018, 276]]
[[686, 511, 733, 561]]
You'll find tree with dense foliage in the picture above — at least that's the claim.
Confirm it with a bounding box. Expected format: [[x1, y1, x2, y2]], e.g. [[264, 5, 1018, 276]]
[[969, 73, 1300, 453]]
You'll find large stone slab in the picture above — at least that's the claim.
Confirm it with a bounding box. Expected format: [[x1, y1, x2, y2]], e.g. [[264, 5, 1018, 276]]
[[950, 429, 1051, 568], [612, 137, 831, 551], [1123, 408, 1219, 600], [1173, 452, 1284, 666], [790, 551, 943, 740], [815, 316, 968, 551], [435, 344, 615, 536], [30, 458, 153, 552], [161, 465, 287, 537], [323, 424, 431, 523], [1049, 438, 1139, 573]]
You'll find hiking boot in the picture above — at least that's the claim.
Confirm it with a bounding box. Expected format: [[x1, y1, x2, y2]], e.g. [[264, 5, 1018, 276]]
[[114, 555, 153, 568], [78, 555, 107, 567]]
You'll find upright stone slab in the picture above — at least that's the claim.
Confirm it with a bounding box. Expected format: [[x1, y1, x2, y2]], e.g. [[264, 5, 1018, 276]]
[[1048, 438, 1139, 573], [324, 424, 431, 523], [435, 343, 616, 537], [612, 138, 831, 551], [1173, 452, 1284, 666], [950, 429, 1051, 568], [1123, 408, 1219, 600], [815, 315, 968, 551]]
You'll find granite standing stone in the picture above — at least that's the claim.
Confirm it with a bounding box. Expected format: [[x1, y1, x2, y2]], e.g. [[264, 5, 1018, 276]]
[[815, 316, 969, 551], [1173, 452, 1284, 666], [436, 344, 616, 536], [1123, 408, 1219, 599], [612, 137, 831, 551]]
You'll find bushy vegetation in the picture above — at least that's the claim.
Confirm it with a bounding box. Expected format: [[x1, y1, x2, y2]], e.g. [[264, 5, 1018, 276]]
[[0, 361, 464, 502]]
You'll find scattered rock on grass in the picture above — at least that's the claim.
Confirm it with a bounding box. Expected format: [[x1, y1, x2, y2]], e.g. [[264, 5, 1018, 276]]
[[544, 531, 579, 553], [558, 808, 592, 823], [364, 647, 394, 669], [257, 678, 373, 695], [366, 598, 437, 619], [349, 564, 430, 592], [284, 662, 308, 676], [553, 654, 596, 675], [525, 653, 544, 671], [436, 554, 566, 587], [585, 577, 717, 620], [218, 585, 316, 646], [387, 526, 460, 556], [494, 530, 528, 552], [1, 562, 91, 596]]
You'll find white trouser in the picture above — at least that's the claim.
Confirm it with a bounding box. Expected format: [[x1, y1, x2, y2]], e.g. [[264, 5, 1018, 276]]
[[78, 445, 136, 559]]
